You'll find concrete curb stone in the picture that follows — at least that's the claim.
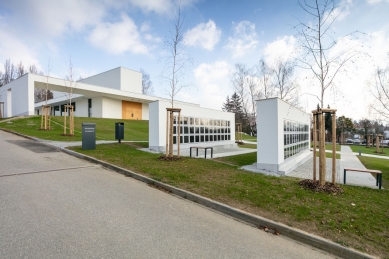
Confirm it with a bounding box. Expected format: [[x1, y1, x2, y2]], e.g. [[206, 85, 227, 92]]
[[0, 128, 377, 259]]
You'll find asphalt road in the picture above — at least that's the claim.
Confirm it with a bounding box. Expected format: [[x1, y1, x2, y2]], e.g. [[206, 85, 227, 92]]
[[0, 130, 336, 259]]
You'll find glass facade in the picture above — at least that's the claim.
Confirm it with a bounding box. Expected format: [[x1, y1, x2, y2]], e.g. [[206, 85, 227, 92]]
[[172, 116, 231, 144], [283, 120, 309, 160]]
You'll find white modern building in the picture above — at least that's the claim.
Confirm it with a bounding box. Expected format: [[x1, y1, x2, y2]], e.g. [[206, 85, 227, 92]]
[[256, 98, 311, 175], [0, 66, 235, 150]]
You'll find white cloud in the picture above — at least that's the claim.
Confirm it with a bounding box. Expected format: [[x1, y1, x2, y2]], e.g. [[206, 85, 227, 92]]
[[184, 20, 222, 51], [224, 21, 259, 58], [263, 36, 297, 64], [366, 0, 388, 4], [87, 14, 148, 55], [0, 19, 41, 72], [176, 61, 230, 110]]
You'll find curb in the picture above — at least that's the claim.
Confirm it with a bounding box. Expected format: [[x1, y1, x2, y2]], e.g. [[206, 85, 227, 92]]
[[0, 128, 377, 259]]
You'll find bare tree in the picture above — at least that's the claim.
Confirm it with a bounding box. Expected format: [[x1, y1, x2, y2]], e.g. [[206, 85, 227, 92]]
[[62, 57, 77, 135], [369, 66, 389, 119], [44, 58, 52, 104], [64, 58, 77, 106], [3, 59, 15, 84], [140, 68, 153, 95], [160, 5, 192, 108], [294, 0, 361, 108], [271, 58, 300, 106], [16, 61, 25, 78], [256, 59, 274, 99]]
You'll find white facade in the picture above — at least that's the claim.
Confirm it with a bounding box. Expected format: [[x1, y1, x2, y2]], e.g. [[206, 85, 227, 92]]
[[256, 98, 311, 175], [149, 100, 235, 152]]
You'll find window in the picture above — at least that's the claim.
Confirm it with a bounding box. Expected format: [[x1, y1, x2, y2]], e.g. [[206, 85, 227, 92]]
[[283, 120, 309, 160], [172, 116, 232, 144]]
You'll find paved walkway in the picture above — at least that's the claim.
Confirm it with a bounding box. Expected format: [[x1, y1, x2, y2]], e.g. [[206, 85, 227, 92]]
[[288, 146, 380, 189], [339, 146, 378, 188]]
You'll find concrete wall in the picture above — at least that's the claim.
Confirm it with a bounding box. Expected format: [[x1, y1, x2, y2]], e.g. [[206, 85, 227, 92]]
[[75, 99, 89, 117], [80, 68, 121, 91], [92, 97, 103, 118], [142, 103, 149, 120], [2, 74, 34, 117], [102, 97, 122, 119], [149, 100, 235, 152], [120, 67, 142, 94], [79, 67, 142, 94], [256, 98, 311, 175]]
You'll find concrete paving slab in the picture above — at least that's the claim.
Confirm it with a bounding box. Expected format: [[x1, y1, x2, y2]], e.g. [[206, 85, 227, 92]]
[[339, 146, 378, 188]]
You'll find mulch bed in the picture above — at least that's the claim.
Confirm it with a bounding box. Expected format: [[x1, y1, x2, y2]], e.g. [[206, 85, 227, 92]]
[[158, 155, 182, 161], [299, 179, 344, 194]]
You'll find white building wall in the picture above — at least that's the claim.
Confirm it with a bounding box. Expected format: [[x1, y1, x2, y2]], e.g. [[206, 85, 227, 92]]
[[149, 100, 235, 152], [2, 74, 33, 117], [120, 67, 142, 94], [92, 97, 103, 118], [142, 103, 149, 120], [102, 97, 122, 119], [75, 99, 89, 117], [256, 98, 311, 175], [79, 68, 121, 90]]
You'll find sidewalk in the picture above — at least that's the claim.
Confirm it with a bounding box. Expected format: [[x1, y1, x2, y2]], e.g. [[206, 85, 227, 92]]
[[288, 146, 381, 189], [339, 145, 378, 188]]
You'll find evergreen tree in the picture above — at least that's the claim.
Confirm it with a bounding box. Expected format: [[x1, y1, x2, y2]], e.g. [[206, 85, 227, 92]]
[[222, 95, 231, 112]]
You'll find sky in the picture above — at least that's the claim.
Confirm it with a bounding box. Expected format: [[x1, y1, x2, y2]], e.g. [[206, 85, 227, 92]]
[[0, 0, 389, 121]]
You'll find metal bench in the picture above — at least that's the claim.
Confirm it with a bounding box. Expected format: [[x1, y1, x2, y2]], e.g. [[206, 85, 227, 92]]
[[190, 147, 213, 159], [343, 168, 383, 189]]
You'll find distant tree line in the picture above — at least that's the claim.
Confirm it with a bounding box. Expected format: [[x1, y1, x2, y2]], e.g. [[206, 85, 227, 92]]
[[223, 58, 300, 135], [0, 58, 53, 103]]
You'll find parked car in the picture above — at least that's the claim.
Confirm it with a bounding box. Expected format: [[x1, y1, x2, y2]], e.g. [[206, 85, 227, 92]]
[[346, 139, 353, 144], [381, 140, 389, 146], [362, 139, 366, 144], [353, 139, 361, 144]]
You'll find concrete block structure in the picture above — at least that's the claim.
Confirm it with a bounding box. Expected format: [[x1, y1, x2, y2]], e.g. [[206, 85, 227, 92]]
[[149, 100, 235, 152], [256, 98, 311, 175]]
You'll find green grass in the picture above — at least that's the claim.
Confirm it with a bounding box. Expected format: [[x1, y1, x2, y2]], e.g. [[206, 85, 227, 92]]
[[70, 143, 389, 257], [358, 156, 389, 187], [0, 116, 148, 142], [346, 144, 389, 157], [214, 152, 257, 166], [240, 133, 257, 142], [238, 143, 257, 149]]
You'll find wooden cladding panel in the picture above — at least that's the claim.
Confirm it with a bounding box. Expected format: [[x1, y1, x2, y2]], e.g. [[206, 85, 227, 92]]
[[122, 101, 142, 120]]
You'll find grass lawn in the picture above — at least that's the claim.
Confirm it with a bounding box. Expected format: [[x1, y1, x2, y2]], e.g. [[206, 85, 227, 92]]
[[358, 156, 389, 187], [70, 143, 389, 257], [238, 143, 257, 149], [346, 144, 389, 157], [240, 133, 257, 142], [0, 116, 148, 142]]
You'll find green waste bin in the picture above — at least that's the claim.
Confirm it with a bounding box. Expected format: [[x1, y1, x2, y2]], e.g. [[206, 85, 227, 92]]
[[82, 123, 96, 150], [115, 122, 124, 143]]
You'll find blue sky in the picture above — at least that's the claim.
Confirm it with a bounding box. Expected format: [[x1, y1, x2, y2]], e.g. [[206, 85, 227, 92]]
[[1, 0, 389, 121]]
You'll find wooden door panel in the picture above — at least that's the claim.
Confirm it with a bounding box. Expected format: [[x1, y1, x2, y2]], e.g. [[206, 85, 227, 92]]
[[122, 101, 142, 120]]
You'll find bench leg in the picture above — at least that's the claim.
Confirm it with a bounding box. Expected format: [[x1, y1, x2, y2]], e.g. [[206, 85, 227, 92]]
[[196, 148, 198, 157], [376, 174, 378, 187], [344, 169, 346, 185], [190, 148, 192, 158], [211, 148, 213, 158], [379, 174, 382, 189], [205, 149, 207, 159]]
